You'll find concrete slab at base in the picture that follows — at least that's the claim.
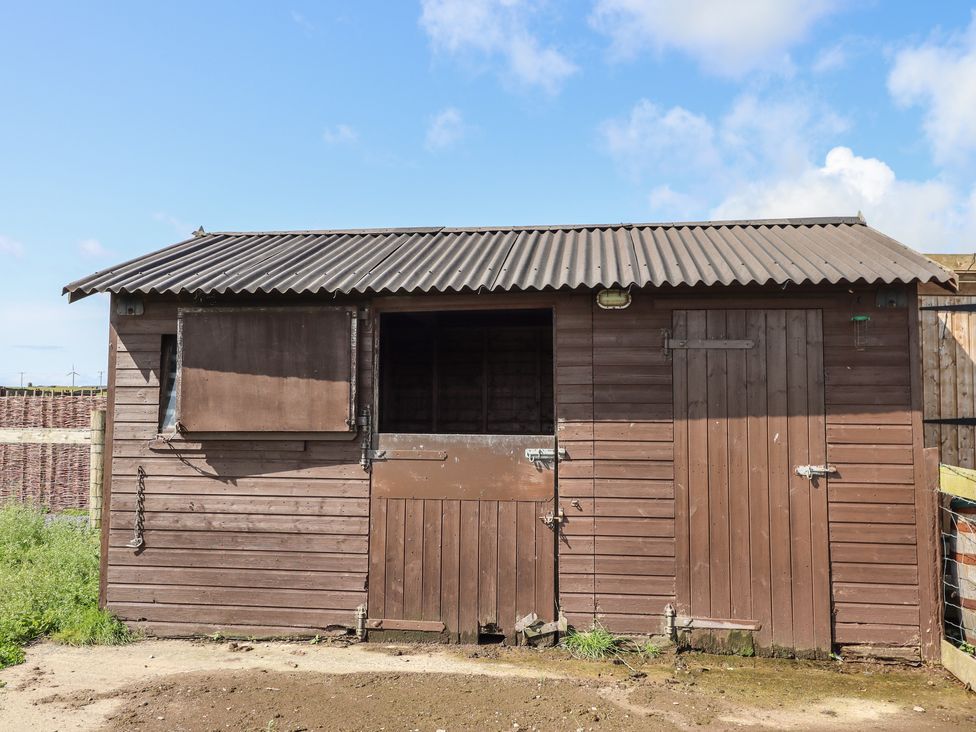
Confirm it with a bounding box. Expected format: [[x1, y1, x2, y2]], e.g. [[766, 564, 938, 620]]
[[941, 639, 976, 689]]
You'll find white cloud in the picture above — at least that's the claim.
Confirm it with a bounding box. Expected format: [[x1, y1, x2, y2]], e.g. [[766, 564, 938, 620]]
[[0, 234, 25, 257], [425, 107, 466, 151], [419, 0, 576, 94], [601, 93, 847, 185], [648, 185, 701, 220], [590, 0, 840, 76], [888, 12, 976, 165], [812, 43, 848, 74], [78, 238, 110, 258], [711, 146, 976, 252], [600, 95, 976, 252], [600, 100, 720, 180], [322, 124, 359, 145]]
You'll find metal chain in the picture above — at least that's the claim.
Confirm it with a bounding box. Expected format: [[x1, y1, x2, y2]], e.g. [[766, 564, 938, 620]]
[[126, 465, 146, 549]]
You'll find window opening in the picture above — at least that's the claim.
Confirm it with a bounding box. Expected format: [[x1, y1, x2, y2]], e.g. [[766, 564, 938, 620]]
[[158, 334, 178, 432], [378, 309, 554, 435]]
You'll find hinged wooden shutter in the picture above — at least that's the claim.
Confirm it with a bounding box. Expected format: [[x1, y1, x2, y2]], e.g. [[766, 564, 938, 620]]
[[177, 306, 357, 432]]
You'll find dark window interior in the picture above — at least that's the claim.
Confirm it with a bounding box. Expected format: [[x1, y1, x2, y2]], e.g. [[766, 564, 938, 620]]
[[158, 334, 178, 431], [379, 309, 554, 435]]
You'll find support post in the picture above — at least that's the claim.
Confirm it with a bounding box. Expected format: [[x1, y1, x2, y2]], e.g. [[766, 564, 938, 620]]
[[88, 408, 106, 528]]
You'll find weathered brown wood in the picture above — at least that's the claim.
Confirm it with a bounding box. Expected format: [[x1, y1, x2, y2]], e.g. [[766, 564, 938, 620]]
[[110, 511, 367, 534], [95, 287, 935, 651], [671, 308, 830, 655], [403, 499, 424, 619], [746, 309, 772, 649], [479, 500, 498, 627], [706, 310, 732, 619], [106, 602, 356, 629], [806, 310, 832, 653], [458, 500, 480, 641], [108, 529, 368, 553], [686, 311, 709, 617], [440, 499, 461, 635], [371, 434, 554, 500], [497, 501, 519, 630], [366, 618, 446, 632], [100, 302, 119, 608], [177, 307, 356, 433], [384, 499, 405, 619], [109, 547, 366, 572], [421, 499, 442, 622], [911, 287, 942, 663], [939, 310, 959, 464], [726, 310, 751, 623], [787, 311, 815, 651], [766, 310, 794, 650], [515, 501, 535, 622]]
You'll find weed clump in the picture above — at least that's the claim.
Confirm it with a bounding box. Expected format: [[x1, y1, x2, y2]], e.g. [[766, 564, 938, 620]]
[[560, 626, 666, 676], [0, 503, 130, 668], [561, 625, 622, 660]]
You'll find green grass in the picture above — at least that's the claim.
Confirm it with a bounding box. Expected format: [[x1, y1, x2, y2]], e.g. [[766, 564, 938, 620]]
[[560, 625, 623, 660], [561, 626, 666, 670], [0, 503, 130, 668]]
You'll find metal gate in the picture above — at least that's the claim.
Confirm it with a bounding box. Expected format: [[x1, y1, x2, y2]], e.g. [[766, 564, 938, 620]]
[[671, 309, 832, 656], [366, 433, 557, 641]]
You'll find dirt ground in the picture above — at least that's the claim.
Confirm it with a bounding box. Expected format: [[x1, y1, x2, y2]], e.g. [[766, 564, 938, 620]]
[[0, 639, 973, 732]]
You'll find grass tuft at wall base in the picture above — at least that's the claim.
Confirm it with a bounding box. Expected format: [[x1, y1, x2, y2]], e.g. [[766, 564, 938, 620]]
[[0, 503, 130, 668]]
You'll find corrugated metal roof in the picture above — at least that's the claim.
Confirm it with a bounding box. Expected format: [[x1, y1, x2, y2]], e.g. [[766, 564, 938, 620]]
[[63, 216, 956, 300]]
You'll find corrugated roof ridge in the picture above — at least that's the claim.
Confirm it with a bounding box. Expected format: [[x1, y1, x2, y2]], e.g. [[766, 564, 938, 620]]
[[204, 216, 864, 237]]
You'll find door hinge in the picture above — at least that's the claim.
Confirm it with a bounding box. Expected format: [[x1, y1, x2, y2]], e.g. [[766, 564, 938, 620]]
[[795, 464, 837, 479]]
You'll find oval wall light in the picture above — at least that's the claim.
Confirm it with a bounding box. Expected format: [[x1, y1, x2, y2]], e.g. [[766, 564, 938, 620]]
[[596, 288, 631, 309]]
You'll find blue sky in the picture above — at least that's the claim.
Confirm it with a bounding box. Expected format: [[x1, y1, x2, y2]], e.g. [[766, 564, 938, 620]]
[[2, 1, 976, 386]]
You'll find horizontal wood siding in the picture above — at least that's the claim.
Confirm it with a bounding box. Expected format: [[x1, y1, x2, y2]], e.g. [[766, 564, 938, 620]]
[[102, 287, 928, 650], [558, 295, 675, 634], [556, 294, 596, 628], [557, 287, 926, 652], [105, 300, 369, 637], [823, 297, 921, 648]]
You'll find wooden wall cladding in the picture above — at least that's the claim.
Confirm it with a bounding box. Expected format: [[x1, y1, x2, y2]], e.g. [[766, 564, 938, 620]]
[[672, 309, 831, 656], [367, 497, 555, 641], [102, 287, 928, 651], [178, 307, 356, 433], [557, 294, 676, 634], [106, 300, 370, 637], [919, 296, 976, 467], [823, 301, 921, 650], [558, 287, 925, 653]]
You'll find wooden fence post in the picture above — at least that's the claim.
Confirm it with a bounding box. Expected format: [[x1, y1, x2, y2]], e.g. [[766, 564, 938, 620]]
[[89, 408, 106, 528]]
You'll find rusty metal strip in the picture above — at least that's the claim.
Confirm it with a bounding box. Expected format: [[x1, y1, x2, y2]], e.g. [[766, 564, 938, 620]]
[[666, 339, 755, 350], [675, 616, 762, 631], [367, 449, 448, 461]]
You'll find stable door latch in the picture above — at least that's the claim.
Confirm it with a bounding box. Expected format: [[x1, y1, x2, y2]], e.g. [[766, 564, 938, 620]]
[[795, 464, 837, 479]]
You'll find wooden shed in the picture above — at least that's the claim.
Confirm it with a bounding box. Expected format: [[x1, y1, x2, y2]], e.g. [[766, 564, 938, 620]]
[[64, 216, 955, 660]]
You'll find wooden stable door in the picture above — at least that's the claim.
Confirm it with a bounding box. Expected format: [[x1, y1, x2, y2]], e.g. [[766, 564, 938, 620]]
[[366, 434, 557, 642], [672, 309, 832, 656]]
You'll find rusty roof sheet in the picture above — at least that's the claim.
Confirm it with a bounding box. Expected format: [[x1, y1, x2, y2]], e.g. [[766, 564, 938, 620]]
[[63, 216, 956, 300]]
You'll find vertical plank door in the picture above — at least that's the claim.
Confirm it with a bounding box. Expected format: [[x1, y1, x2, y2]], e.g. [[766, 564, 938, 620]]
[[368, 434, 557, 642], [672, 309, 832, 657]]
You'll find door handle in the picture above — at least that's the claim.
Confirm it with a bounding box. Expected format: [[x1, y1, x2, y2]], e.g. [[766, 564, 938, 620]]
[[795, 464, 836, 479]]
